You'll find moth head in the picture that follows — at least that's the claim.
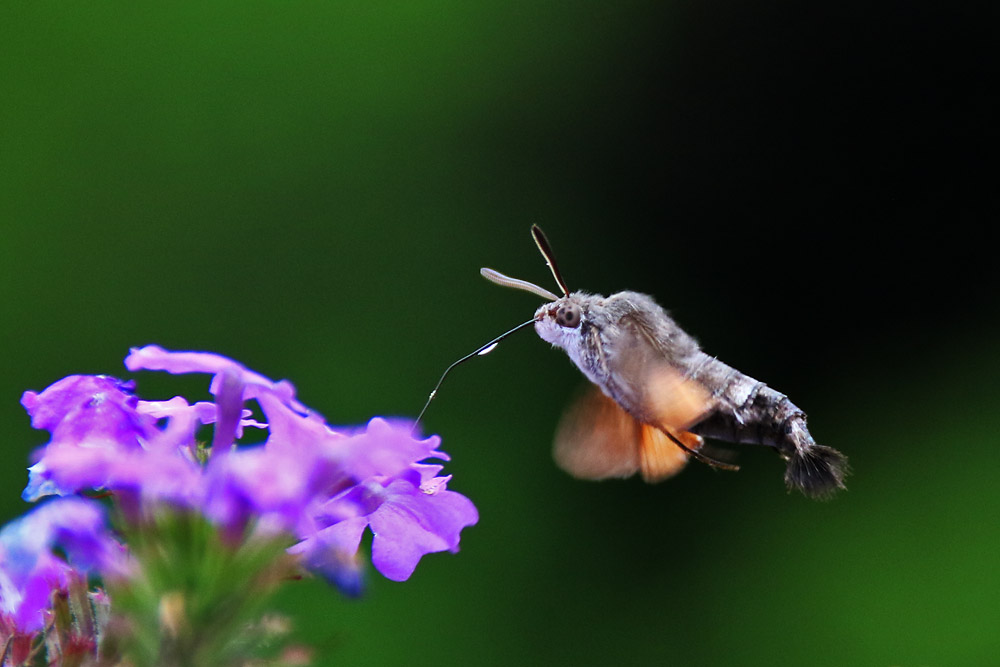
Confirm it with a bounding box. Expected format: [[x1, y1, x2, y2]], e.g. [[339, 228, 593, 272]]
[[552, 301, 582, 328], [532, 291, 609, 352], [533, 294, 586, 348], [481, 224, 591, 351], [418, 226, 578, 431]]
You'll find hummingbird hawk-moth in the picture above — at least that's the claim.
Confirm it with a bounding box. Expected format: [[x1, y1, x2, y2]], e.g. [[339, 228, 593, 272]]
[[419, 226, 848, 499]]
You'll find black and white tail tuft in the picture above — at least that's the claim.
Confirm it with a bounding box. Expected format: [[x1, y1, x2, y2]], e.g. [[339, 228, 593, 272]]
[[785, 445, 849, 499], [783, 419, 849, 499]]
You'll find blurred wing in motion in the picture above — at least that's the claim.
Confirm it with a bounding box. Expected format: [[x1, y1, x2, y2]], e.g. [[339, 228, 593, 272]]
[[639, 423, 701, 482], [612, 313, 717, 429], [554, 386, 698, 482], [554, 386, 640, 480], [641, 362, 716, 431]]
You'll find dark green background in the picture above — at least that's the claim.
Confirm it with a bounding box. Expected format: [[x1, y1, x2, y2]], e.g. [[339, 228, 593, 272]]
[[2, 2, 996, 665]]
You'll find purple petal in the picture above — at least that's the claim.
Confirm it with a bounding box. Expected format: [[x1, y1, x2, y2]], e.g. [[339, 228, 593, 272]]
[[368, 478, 478, 582], [21, 375, 153, 452], [338, 418, 446, 480], [33, 498, 128, 576], [105, 449, 203, 509], [0, 498, 125, 632], [201, 440, 349, 538], [23, 445, 116, 501], [291, 517, 368, 597], [23, 435, 202, 507], [125, 345, 307, 411], [125, 345, 246, 377], [135, 397, 210, 454], [2, 498, 117, 568], [0, 550, 67, 633], [210, 369, 246, 453], [20, 375, 160, 500], [258, 392, 344, 458]]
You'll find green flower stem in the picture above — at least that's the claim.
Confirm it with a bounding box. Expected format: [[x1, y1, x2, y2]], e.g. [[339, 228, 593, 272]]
[[103, 509, 297, 667]]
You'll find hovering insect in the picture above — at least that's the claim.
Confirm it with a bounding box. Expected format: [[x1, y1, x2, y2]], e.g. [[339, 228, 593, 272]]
[[416, 226, 848, 499]]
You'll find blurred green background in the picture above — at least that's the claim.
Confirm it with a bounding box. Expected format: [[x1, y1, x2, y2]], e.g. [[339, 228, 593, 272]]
[[1, 2, 996, 665]]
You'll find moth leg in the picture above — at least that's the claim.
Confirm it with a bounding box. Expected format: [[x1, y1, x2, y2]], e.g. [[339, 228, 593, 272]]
[[659, 427, 740, 472]]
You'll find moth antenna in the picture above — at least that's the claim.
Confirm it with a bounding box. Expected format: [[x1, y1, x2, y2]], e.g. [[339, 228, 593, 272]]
[[412, 318, 537, 433], [530, 224, 570, 297], [480, 268, 559, 301], [661, 428, 741, 472]]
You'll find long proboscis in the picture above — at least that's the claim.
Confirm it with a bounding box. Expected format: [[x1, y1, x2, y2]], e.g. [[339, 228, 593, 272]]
[[480, 268, 559, 301], [412, 318, 537, 432]]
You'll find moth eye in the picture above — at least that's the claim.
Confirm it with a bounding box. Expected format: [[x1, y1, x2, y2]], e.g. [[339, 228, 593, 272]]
[[556, 304, 581, 328]]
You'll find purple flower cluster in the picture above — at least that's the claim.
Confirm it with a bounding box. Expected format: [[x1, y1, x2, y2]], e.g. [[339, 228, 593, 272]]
[[1, 498, 124, 634], [2, 346, 478, 635]]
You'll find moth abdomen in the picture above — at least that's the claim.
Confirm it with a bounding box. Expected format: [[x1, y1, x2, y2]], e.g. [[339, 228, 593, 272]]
[[686, 361, 849, 498]]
